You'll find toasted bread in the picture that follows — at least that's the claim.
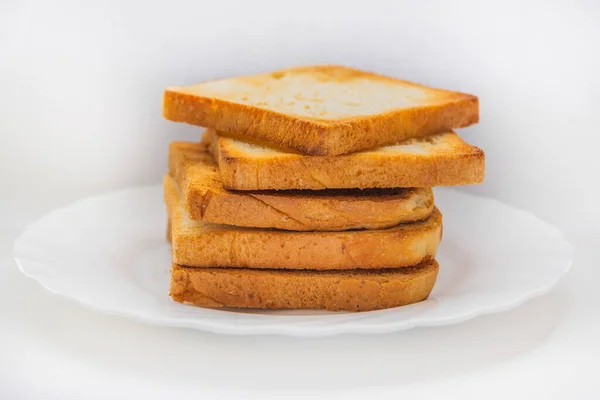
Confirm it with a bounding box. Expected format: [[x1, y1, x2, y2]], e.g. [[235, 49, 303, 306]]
[[165, 175, 442, 270], [163, 65, 478, 155], [170, 260, 438, 311], [169, 142, 434, 231], [202, 129, 484, 190]]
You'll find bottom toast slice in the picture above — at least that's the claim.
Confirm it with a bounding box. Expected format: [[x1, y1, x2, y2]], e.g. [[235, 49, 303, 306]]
[[170, 260, 439, 311]]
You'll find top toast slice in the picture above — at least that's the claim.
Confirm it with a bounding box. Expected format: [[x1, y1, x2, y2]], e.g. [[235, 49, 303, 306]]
[[163, 65, 479, 155]]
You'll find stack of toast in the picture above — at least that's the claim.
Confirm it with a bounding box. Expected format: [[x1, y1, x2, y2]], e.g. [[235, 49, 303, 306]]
[[162, 65, 484, 311]]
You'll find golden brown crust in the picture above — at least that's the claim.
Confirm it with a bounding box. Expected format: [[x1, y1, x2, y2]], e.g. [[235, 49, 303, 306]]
[[203, 129, 484, 190], [163, 65, 478, 156], [165, 176, 443, 270], [169, 142, 434, 231], [170, 259, 439, 311]]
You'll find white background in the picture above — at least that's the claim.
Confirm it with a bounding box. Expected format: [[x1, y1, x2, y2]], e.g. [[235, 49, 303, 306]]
[[1, 0, 599, 399]]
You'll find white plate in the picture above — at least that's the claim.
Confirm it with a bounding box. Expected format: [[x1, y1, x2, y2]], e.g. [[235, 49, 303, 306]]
[[14, 185, 572, 337]]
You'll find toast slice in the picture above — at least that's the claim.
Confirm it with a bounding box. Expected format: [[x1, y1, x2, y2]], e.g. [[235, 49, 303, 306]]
[[202, 129, 485, 190], [169, 142, 434, 231], [170, 260, 438, 311], [165, 175, 442, 270], [163, 65, 478, 156]]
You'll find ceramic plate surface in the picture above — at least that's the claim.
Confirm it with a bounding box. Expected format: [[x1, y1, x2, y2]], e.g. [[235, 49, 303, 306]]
[[14, 185, 572, 336]]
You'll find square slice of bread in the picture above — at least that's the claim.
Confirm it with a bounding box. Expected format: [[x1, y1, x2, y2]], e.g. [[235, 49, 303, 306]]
[[163, 65, 478, 155], [202, 129, 484, 190], [170, 260, 439, 311], [165, 174, 442, 270], [169, 141, 434, 231]]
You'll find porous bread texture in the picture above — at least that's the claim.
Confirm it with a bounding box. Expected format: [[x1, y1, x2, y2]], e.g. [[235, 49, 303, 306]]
[[169, 142, 434, 231], [163, 65, 478, 155], [165, 175, 443, 270], [170, 260, 439, 311], [202, 128, 484, 190]]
